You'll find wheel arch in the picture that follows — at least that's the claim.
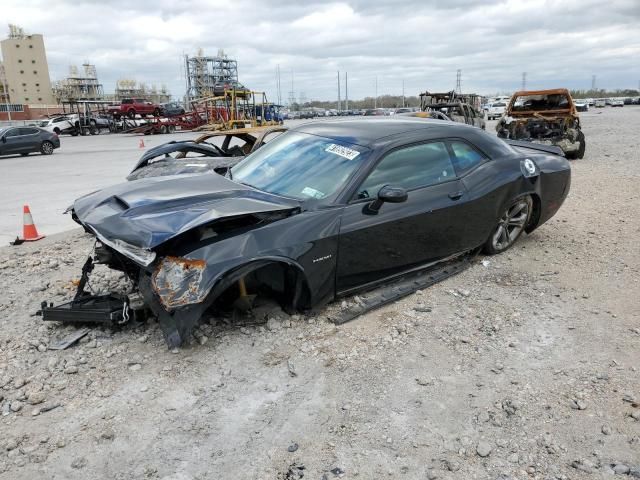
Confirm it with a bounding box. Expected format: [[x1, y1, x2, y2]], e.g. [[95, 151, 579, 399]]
[[203, 256, 313, 312], [525, 191, 542, 233]]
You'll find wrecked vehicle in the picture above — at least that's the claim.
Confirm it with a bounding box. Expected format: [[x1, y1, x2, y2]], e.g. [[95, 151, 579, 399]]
[[127, 126, 287, 180], [419, 91, 486, 129], [46, 119, 571, 348], [496, 89, 585, 159]]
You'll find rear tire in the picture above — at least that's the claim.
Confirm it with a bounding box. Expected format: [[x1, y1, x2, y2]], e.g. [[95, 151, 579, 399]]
[[40, 141, 54, 155], [127, 109, 136, 119], [483, 195, 532, 255], [153, 108, 161, 117]]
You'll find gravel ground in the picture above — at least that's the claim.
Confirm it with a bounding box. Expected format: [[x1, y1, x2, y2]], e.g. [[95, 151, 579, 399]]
[[0, 107, 639, 479]]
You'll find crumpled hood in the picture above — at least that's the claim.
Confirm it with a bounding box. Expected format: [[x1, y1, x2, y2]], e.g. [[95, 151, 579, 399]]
[[72, 173, 300, 249]]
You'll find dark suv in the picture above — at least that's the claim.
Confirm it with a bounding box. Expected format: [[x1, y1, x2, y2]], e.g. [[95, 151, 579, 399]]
[[0, 126, 60, 157]]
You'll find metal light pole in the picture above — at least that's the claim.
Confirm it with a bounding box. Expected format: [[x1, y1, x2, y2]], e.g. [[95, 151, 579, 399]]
[[337, 71, 341, 111], [375, 76, 378, 109], [345, 72, 348, 111], [402, 79, 405, 108]]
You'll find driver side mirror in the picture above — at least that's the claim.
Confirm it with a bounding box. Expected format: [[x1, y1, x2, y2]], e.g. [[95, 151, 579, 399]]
[[1, 135, 5, 143], [366, 185, 408, 214]]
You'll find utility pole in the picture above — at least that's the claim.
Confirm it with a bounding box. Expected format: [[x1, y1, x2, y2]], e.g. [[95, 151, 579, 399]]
[[375, 76, 378, 108], [276, 64, 282, 106], [456, 69, 462, 94], [402, 79, 405, 107], [337, 71, 341, 111], [345, 72, 348, 111], [288, 69, 295, 109], [522, 72, 527, 91]]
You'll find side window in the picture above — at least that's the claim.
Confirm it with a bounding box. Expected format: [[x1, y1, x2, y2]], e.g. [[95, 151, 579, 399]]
[[357, 142, 455, 199], [448, 140, 486, 176], [18, 128, 38, 135], [4, 129, 21, 138]]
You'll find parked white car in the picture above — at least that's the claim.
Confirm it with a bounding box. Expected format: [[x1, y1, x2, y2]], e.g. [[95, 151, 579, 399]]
[[487, 102, 507, 120], [38, 116, 76, 135]]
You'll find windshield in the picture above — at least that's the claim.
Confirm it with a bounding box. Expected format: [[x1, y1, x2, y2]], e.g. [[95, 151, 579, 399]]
[[231, 131, 369, 200], [512, 94, 571, 111]]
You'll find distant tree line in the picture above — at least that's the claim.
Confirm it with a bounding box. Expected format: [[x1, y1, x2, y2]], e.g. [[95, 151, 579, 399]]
[[570, 88, 639, 99], [290, 95, 422, 111]]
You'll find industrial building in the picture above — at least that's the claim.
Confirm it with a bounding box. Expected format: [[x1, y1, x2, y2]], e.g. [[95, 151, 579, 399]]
[[0, 24, 55, 105]]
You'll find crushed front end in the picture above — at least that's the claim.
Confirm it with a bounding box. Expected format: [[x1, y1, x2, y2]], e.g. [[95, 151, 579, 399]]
[[40, 237, 216, 349]]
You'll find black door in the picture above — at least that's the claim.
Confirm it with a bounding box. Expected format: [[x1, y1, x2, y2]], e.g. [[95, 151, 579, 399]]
[[1, 128, 24, 155], [17, 127, 40, 153], [336, 141, 471, 292]]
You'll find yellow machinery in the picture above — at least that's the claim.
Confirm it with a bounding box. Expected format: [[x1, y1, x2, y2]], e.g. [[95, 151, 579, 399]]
[[193, 89, 283, 132]]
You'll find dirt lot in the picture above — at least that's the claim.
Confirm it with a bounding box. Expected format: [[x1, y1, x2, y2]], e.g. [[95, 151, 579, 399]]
[[0, 108, 639, 479]]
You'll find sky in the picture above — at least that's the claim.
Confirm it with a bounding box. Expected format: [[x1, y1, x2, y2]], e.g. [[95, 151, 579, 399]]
[[2, 0, 640, 103]]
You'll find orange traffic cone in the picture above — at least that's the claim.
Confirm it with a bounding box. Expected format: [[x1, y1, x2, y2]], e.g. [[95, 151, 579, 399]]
[[139, 139, 145, 148], [21, 205, 45, 242]]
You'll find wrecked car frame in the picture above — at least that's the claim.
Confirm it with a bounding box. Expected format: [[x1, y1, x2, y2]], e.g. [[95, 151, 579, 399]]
[[127, 126, 288, 180], [45, 119, 571, 348], [496, 88, 585, 159]]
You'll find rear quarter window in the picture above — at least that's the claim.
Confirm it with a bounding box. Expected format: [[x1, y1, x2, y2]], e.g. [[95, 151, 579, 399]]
[[448, 140, 487, 176]]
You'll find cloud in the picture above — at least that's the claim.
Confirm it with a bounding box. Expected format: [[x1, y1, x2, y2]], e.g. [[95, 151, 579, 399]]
[[2, 0, 639, 102]]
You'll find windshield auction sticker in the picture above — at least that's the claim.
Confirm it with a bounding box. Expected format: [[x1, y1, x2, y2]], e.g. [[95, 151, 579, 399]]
[[325, 143, 360, 160]]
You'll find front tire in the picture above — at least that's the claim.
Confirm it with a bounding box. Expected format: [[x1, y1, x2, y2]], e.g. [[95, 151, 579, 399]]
[[483, 195, 532, 254], [40, 141, 54, 155], [127, 109, 136, 119], [566, 131, 585, 160]]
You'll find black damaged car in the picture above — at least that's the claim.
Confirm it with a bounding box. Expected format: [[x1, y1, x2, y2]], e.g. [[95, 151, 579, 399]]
[[54, 119, 571, 348]]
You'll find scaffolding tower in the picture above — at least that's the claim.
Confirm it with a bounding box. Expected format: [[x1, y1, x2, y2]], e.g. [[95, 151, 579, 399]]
[[53, 63, 105, 102], [185, 49, 238, 103]]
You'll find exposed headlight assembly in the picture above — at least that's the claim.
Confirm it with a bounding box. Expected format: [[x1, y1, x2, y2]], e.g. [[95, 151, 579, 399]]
[[93, 233, 156, 266], [111, 239, 157, 266], [151, 256, 208, 309]]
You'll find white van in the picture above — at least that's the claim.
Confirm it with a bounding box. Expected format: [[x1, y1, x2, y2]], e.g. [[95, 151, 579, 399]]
[[487, 102, 507, 120]]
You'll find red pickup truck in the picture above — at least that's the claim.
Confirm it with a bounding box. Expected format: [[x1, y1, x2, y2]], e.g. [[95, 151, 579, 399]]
[[107, 98, 161, 119]]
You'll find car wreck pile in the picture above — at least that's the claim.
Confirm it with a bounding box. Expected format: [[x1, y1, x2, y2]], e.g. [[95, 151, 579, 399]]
[[496, 89, 586, 159]]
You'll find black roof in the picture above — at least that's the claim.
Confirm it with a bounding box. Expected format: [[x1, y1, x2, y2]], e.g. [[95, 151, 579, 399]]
[[292, 118, 475, 147]]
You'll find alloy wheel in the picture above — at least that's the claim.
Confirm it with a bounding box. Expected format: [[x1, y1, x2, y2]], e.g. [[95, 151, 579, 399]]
[[491, 197, 531, 251]]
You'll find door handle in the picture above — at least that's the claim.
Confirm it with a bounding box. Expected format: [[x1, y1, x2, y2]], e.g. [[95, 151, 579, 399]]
[[448, 191, 464, 200]]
